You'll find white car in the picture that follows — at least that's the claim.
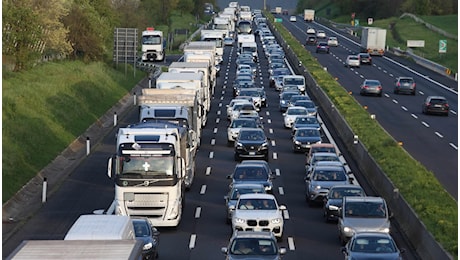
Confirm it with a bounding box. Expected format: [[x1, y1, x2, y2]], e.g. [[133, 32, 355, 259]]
[[289, 16, 297, 22], [227, 117, 260, 145], [306, 27, 316, 34], [227, 99, 252, 119], [283, 106, 309, 128], [231, 193, 286, 238], [345, 55, 360, 68], [327, 36, 338, 47], [316, 30, 326, 38]]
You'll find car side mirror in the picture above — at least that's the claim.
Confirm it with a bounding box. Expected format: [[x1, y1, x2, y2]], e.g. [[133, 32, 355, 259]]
[[152, 229, 160, 236], [224, 195, 228, 200], [279, 247, 287, 255], [227, 175, 232, 179], [221, 247, 228, 254], [341, 247, 347, 254], [279, 205, 287, 210]]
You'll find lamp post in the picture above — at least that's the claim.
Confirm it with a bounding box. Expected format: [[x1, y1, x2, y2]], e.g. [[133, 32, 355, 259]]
[[263, 0, 266, 11]]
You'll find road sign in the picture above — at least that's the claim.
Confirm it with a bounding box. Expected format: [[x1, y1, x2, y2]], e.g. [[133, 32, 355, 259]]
[[439, 40, 447, 53], [274, 18, 283, 23]]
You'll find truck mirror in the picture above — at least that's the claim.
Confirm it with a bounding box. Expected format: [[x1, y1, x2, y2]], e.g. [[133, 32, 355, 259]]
[[107, 157, 113, 178]]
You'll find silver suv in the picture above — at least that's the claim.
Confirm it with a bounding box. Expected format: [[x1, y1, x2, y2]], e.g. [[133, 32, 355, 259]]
[[231, 193, 286, 239], [338, 196, 391, 245]]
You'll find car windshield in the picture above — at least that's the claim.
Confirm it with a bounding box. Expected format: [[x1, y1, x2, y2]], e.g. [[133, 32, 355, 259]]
[[120, 155, 174, 176], [231, 187, 265, 200], [313, 170, 346, 181], [296, 117, 318, 124], [240, 131, 265, 141], [312, 155, 339, 163], [230, 238, 277, 255], [238, 199, 277, 210], [133, 220, 151, 237], [296, 101, 315, 108], [231, 120, 257, 128], [366, 80, 381, 86], [287, 108, 308, 115], [430, 98, 447, 104], [345, 202, 387, 218], [296, 128, 319, 136], [351, 237, 396, 253], [329, 188, 364, 199], [234, 166, 269, 180], [284, 78, 304, 85]]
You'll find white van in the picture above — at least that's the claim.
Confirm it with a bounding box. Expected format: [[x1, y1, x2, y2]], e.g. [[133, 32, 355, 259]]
[[64, 215, 135, 240]]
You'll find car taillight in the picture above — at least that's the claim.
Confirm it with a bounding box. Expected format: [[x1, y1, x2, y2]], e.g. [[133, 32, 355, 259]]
[[396, 82, 401, 87], [377, 86, 382, 90], [444, 103, 449, 107], [363, 85, 369, 89], [412, 83, 416, 87]]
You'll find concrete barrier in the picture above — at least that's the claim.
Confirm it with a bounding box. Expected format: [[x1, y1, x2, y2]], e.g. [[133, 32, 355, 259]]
[[268, 20, 453, 260]]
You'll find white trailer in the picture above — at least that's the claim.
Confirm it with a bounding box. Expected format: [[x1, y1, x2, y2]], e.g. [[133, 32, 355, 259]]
[[200, 29, 226, 60], [141, 27, 164, 62], [6, 240, 144, 260], [107, 127, 185, 227], [183, 41, 220, 65], [361, 27, 387, 56], [64, 215, 135, 241], [304, 9, 315, 22], [237, 34, 256, 49]]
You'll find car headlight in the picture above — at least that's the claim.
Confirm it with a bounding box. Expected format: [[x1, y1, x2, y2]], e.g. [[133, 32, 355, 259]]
[[235, 218, 246, 224], [381, 227, 390, 233], [280, 100, 286, 104], [261, 142, 268, 148], [236, 142, 243, 148], [294, 140, 301, 145], [313, 185, 321, 191], [143, 242, 153, 250], [271, 218, 282, 224], [343, 226, 353, 233], [328, 205, 339, 211]]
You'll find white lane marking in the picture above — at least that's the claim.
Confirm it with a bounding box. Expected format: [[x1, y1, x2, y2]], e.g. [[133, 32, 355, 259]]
[[211, 139, 215, 145], [392, 99, 398, 104], [288, 237, 296, 250], [271, 140, 276, 146], [217, 110, 221, 115], [189, 234, 196, 249], [209, 152, 214, 158], [401, 106, 408, 111], [275, 168, 280, 176], [411, 114, 418, 119], [278, 187, 284, 195], [195, 207, 201, 218], [269, 128, 274, 134], [214, 128, 218, 133], [283, 210, 290, 220], [267, 119, 272, 124], [206, 167, 211, 176], [200, 185, 206, 194], [421, 121, 430, 127], [216, 118, 220, 124], [273, 152, 278, 160], [435, 132, 443, 138], [449, 143, 458, 150]]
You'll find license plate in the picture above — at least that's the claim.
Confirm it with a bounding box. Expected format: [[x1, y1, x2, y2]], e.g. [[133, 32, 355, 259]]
[[249, 152, 256, 155]]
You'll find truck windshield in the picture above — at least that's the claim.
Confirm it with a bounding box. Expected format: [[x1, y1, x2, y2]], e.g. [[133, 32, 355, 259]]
[[119, 155, 174, 176], [142, 35, 161, 45]]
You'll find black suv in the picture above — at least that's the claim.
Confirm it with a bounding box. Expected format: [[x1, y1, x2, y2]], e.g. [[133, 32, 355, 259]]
[[306, 35, 317, 45], [234, 128, 269, 161], [422, 96, 449, 116], [394, 77, 416, 95]]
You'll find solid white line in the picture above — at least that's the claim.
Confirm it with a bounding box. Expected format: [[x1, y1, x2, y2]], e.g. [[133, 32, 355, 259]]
[[200, 185, 206, 195], [189, 234, 196, 249], [288, 237, 295, 250], [195, 207, 201, 218], [206, 167, 211, 176]]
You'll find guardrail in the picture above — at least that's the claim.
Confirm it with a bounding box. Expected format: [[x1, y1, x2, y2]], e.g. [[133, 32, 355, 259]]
[[267, 19, 453, 260]]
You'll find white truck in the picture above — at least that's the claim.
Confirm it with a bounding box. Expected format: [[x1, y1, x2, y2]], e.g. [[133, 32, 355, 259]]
[[107, 127, 185, 227], [183, 41, 221, 65], [7, 240, 144, 260], [156, 71, 209, 115], [141, 27, 164, 62], [304, 9, 315, 22], [237, 34, 256, 50], [200, 29, 225, 60], [219, 13, 236, 31], [168, 61, 214, 111], [213, 17, 231, 34], [240, 41, 258, 61], [275, 7, 282, 14], [239, 11, 252, 21], [64, 214, 135, 240], [360, 27, 387, 56], [282, 75, 306, 94]]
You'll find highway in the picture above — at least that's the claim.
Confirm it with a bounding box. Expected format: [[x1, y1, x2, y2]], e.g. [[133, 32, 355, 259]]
[[3, 18, 421, 259], [277, 13, 458, 199]]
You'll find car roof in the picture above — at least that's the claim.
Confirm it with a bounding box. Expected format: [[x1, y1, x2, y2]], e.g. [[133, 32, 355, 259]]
[[311, 165, 346, 171], [312, 152, 340, 157], [238, 193, 275, 200], [231, 183, 266, 189], [330, 184, 363, 190], [352, 232, 393, 238], [239, 128, 264, 132], [344, 196, 384, 203], [311, 143, 335, 148]]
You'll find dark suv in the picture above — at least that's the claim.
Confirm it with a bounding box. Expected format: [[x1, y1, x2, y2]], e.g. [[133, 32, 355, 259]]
[[394, 77, 416, 95], [422, 96, 449, 116], [234, 128, 269, 161]]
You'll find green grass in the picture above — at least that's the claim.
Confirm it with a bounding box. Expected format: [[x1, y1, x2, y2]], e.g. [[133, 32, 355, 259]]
[[267, 12, 458, 257], [2, 61, 146, 202], [419, 14, 458, 36]]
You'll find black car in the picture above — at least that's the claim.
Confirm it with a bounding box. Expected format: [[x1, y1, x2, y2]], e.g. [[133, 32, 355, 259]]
[[292, 127, 322, 152], [323, 185, 365, 222], [422, 95, 449, 116], [394, 77, 416, 95], [358, 53, 372, 65], [227, 160, 275, 193], [234, 128, 269, 161], [132, 217, 160, 259], [269, 68, 291, 87], [306, 35, 317, 45], [316, 42, 330, 53]]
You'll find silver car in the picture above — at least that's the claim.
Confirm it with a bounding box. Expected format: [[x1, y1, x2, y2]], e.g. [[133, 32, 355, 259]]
[[227, 118, 260, 145], [224, 183, 266, 224], [338, 196, 391, 245], [231, 193, 286, 238], [342, 232, 404, 260], [221, 231, 287, 259]]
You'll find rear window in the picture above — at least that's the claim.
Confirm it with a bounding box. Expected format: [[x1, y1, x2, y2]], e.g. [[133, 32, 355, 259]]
[[430, 98, 447, 104], [399, 78, 413, 83]]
